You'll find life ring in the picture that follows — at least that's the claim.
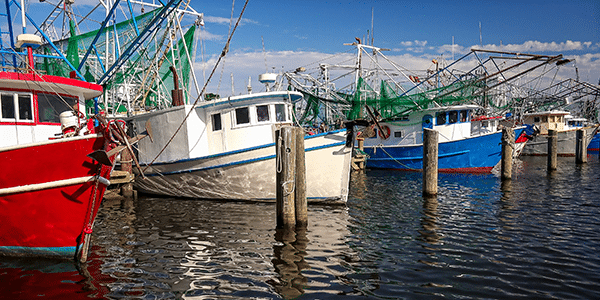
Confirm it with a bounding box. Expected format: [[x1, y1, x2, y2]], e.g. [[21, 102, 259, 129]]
[[378, 125, 391, 139]]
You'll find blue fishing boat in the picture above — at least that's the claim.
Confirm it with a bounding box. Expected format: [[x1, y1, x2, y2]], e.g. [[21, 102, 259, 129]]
[[588, 133, 600, 153], [358, 105, 525, 172]]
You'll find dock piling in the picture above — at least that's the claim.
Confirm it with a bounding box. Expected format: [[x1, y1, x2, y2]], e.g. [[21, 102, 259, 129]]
[[119, 148, 135, 198], [423, 128, 438, 196], [276, 126, 307, 229], [501, 127, 514, 180], [576, 129, 587, 164], [295, 127, 308, 228], [351, 138, 366, 171], [548, 129, 558, 172]]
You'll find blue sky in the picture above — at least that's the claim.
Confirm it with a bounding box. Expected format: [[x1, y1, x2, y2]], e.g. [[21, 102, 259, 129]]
[[215, 0, 598, 53], [24, 0, 600, 97], [194, 0, 599, 95]]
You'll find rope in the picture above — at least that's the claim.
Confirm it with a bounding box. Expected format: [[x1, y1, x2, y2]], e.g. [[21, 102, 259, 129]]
[[276, 135, 283, 173], [79, 164, 103, 263], [217, 0, 236, 94], [282, 179, 295, 197], [375, 144, 418, 170]]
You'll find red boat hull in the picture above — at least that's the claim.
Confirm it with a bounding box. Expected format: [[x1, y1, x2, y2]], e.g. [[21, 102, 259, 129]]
[[0, 135, 112, 258]]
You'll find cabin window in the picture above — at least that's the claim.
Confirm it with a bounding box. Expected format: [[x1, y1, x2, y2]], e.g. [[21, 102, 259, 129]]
[[534, 116, 540, 123], [235, 107, 250, 125], [542, 116, 547, 122], [448, 111, 458, 124], [1, 94, 15, 119], [256, 105, 270, 122], [436, 112, 446, 125], [212, 113, 222, 131], [275, 104, 286, 122], [460, 110, 468, 122], [0, 93, 33, 121], [37, 93, 78, 123], [394, 131, 402, 138], [18, 95, 33, 120]]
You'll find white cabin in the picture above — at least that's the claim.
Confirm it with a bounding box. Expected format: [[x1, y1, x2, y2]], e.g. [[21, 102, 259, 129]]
[[0, 74, 102, 147], [362, 105, 478, 146], [132, 91, 301, 164], [522, 110, 569, 135]]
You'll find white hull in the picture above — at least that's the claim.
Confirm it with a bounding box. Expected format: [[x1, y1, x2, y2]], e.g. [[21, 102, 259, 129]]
[[521, 127, 597, 156], [134, 130, 352, 204]]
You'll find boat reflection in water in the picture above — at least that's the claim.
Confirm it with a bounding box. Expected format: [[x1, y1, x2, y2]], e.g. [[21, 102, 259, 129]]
[[2, 156, 599, 299], [86, 195, 356, 299]]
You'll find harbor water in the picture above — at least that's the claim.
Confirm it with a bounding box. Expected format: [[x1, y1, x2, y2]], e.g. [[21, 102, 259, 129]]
[[1, 155, 599, 299]]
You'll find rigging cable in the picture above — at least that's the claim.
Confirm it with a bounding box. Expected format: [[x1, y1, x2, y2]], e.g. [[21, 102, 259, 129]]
[[142, 0, 250, 173]]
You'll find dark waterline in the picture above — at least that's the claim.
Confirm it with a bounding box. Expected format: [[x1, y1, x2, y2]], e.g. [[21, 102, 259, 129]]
[[1, 156, 599, 299]]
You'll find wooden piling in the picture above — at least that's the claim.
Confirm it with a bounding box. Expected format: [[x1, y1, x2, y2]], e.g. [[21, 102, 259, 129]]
[[356, 137, 365, 170], [576, 129, 587, 164], [120, 148, 134, 198], [295, 127, 308, 228], [547, 129, 558, 172], [276, 126, 296, 229], [423, 128, 438, 196], [501, 127, 514, 180]]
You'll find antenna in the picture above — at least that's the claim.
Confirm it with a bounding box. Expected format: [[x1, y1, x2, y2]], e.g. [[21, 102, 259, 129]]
[[262, 36, 268, 73], [371, 7, 374, 45], [231, 73, 234, 95], [452, 36, 454, 60], [479, 22, 482, 47]]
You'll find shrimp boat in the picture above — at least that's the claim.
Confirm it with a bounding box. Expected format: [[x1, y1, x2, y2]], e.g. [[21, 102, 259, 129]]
[[130, 76, 353, 204], [520, 111, 599, 156], [358, 105, 526, 172], [0, 33, 144, 260], [0, 34, 110, 260]]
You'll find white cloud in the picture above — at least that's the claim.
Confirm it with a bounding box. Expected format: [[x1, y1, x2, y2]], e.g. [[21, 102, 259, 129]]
[[400, 40, 427, 47], [203, 15, 257, 26], [445, 40, 594, 54], [198, 29, 222, 41], [192, 43, 600, 99], [203, 16, 233, 25]]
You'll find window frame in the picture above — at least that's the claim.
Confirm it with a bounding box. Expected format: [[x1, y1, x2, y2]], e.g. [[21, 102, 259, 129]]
[[37, 92, 79, 124], [234, 107, 251, 126], [459, 110, 469, 123], [0, 92, 34, 123], [436, 112, 447, 125], [212, 113, 222, 131], [448, 111, 458, 124], [275, 104, 287, 122], [256, 104, 270, 123]]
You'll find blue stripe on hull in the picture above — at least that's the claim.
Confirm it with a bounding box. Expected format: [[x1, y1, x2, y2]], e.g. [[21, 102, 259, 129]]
[[0, 246, 77, 258], [364, 131, 504, 171], [588, 133, 600, 153]]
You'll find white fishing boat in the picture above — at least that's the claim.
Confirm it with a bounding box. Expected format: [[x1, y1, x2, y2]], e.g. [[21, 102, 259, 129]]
[[129, 85, 352, 204], [520, 110, 598, 156]]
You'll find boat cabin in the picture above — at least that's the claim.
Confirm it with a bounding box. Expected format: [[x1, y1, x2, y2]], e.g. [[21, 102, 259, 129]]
[[471, 115, 503, 135], [365, 104, 478, 146], [0, 74, 102, 147], [522, 111, 569, 135], [131, 91, 301, 164], [564, 115, 588, 129]]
